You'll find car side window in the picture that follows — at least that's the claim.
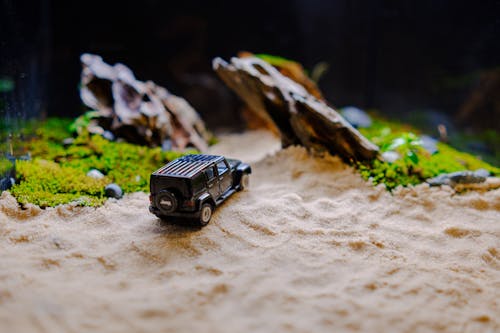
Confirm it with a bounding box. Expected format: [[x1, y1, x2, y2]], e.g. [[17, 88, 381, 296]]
[[192, 174, 205, 194], [205, 167, 216, 181], [216, 161, 228, 175]]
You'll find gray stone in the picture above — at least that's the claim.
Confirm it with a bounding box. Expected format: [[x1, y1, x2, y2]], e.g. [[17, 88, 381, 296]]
[[448, 171, 486, 184], [102, 131, 115, 141], [473, 169, 490, 178], [427, 170, 487, 186], [87, 169, 105, 179], [340, 106, 372, 128], [105, 183, 123, 199], [420, 135, 438, 154], [381, 151, 400, 163], [62, 137, 75, 147], [0, 177, 15, 191], [426, 174, 452, 186], [162, 139, 173, 151]]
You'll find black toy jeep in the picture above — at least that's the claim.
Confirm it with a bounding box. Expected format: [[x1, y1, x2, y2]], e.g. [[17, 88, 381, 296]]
[[149, 154, 251, 225]]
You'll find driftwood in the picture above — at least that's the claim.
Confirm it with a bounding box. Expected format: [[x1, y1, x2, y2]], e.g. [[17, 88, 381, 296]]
[[213, 56, 379, 161], [80, 54, 210, 151]]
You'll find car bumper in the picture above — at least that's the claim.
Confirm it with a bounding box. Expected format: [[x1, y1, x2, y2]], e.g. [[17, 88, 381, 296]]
[[149, 205, 201, 219]]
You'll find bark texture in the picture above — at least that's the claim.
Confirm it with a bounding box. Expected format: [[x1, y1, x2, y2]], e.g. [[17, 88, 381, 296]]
[[80, 53, 210, 151], [213, 56, 379, 161]]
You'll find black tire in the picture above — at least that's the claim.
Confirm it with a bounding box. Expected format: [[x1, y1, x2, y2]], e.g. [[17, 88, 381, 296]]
[[239, 173, 249, 191], [199, 203, 214, 226], [156, 190, 177, 214]]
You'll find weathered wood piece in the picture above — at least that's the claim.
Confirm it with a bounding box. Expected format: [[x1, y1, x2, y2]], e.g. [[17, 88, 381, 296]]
[[213, 56, 379, 161], [80, 54, 210, 151]]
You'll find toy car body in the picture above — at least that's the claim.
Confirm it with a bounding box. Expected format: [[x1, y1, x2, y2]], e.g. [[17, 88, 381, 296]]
[[149, 154, 251, 225]]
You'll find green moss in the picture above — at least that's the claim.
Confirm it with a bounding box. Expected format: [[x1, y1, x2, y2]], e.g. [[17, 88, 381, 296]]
[[357, 116, 500, 190], [9, 118, 196, 208], [0, 157, 14, 176], [11, 159, 108, 207], [254, 54, 297, 67], [68, 111, 100, 135]]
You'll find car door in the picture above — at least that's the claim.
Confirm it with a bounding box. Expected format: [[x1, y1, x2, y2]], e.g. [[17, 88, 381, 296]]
[[204, 166, 220, 199], [216, 160, 232, 194]]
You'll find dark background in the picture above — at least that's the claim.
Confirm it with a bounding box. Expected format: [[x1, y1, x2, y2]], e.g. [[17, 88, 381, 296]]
[[1, 0, 500, 131]]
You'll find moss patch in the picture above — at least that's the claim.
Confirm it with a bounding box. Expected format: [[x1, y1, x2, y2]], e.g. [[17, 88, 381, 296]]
[[357, 116, 500, 190], [11, 159, 109, 207], [9, 118, 195, 208]]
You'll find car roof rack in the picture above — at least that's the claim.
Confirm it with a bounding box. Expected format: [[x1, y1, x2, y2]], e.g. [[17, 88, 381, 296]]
[[153, 154, 224, 178]]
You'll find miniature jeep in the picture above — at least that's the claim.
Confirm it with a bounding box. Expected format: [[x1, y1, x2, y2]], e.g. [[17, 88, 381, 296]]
[[149, 154, 251, 225]]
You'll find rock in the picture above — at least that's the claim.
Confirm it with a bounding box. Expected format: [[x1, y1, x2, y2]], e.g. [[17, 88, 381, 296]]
[[448, 171, 487, 184], [454, 177, 500, 192], [62, 137, 75, 147], [87, 169, 105, 179], [340, 106, 372, 128], [473, 169, 490, 178], [161, 139, 173, 152], [381, 151, 400, 163], [239, 51, 324, 100], [105, 183, 123, 199], [0, 177, 15, 191], [80, 53, 210, 151], [7, 153, 31, 162], [213, 56, 379, 162], [420, 135, 438, 154], [102, 130, 115, 141], [426, 174, 451, 186], [427, 170, 488, 187]]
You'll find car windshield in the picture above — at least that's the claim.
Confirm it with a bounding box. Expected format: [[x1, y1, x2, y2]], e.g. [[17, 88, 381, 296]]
[[217, 161, 228, 174]]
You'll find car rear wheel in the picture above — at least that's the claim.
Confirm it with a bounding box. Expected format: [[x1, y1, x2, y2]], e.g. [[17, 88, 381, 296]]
[[199, 203, 213, 226]]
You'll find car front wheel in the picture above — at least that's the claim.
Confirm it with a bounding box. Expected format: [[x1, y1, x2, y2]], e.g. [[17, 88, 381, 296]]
[[239, 173, 249, 191]]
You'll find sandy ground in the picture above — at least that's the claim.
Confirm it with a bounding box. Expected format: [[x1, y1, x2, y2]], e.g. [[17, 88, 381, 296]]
[[0, 130, 499, 333]]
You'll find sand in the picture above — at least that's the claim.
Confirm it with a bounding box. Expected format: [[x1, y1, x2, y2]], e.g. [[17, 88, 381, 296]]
[[0, 130, 499, 333]]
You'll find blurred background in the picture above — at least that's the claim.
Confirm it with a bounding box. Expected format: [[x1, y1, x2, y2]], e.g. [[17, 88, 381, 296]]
[[1, 0, 499, 160]]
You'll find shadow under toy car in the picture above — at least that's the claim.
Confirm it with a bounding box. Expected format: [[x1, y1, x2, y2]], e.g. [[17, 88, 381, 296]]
[[149, 154, 251, 225]]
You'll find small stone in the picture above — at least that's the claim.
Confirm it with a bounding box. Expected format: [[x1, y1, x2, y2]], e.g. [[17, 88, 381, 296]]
[[454, 177, 500, 192], [105, 183, 123, 199], [162, 139, 173, 151], [0, 177, 15, 191], [381, 151, 400, 163], [341, 106, 372, 128], [102, 131, 115, 141], [52, 237, 63, 249], [473, 169, 490, 178], [427, 174, 451, 186], [17, 154, 31, 161], [449, 171, 486, 184], [62, 137, 75, 147], [427, 170, 487, 187], [420, 135, 438, 154], [87, 169, 105, 179]]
